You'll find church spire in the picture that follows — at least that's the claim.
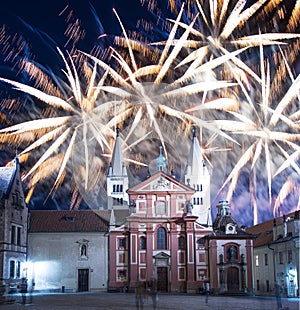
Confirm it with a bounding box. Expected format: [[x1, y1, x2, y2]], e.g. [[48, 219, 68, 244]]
[[106, 127, 129, 210], [108, 126, 127, 177], [184, 127, 212, 227]]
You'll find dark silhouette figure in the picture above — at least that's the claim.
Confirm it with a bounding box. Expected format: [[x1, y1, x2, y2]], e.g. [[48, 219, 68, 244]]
[[204, 281, 210, 304], [135, 281, 146, 310], [147, 278, 158, 310], [274, 281, 282, 309], [19, 278, 28, 304]]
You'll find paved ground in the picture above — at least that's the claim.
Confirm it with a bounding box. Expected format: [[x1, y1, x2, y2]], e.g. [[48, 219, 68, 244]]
[[0, 292, 299, 310]]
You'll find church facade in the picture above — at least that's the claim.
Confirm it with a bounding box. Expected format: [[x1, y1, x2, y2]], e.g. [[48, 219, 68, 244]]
[[0, 128, 256, 296], [107, 128, 255, 294]]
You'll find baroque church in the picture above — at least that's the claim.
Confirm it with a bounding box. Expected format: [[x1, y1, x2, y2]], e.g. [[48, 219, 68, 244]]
[[0, 128, 255, 296]]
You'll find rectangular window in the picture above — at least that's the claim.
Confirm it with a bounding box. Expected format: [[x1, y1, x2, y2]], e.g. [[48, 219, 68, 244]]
[[118, 238, 125, 249], [11, 225, 15, 244], [266, 280, 270, 292], [255, 255, 259, 266], [17, 227, 21, 246], [288, 250, 292, 263], [264, 253, 268, 266], [279, 252, 283, 264], [16, 261, 21, 278], [9, 261, 15, 278], [156, 201, 166, 214], [256, 280, 260, 291]]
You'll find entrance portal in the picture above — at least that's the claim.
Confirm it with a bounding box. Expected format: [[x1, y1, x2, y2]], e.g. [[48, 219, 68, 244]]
[[227, 267, 239, 291]]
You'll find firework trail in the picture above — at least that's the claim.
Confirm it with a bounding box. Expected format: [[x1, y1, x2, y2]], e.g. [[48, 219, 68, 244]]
[[0, 1, 299, 226]]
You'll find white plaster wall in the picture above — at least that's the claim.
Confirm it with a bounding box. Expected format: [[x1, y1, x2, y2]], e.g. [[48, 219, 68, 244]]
[[27, 232, 108, 292]]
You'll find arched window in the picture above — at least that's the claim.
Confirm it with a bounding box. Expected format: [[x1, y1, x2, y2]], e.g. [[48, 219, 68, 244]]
[[140, 236, 146, 250], [157, 227, 167, 249], [197, 237, 205, 249], [178, 236, 185, 250]]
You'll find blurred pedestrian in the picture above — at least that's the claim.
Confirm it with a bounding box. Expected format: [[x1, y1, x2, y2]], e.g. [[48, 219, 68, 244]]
[[135, 281, 146, 310], [204, 281, 210, 304], [147, 278, 158, 310], [28, 278, 35, 304], [19, 277, 28, 304], [274, 281, 282, 309]]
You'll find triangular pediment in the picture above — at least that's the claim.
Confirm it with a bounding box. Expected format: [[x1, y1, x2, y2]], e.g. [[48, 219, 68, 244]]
[[153, 251, 170, 259], [128, 172, 194, 194]]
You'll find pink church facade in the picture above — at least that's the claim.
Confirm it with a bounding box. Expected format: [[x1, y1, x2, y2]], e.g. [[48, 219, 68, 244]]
[[109, 171, 213, 293]]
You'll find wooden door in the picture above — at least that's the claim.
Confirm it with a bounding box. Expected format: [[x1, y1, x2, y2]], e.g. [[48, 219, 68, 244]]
[[157, 267, 168, 292], [227, 267, 239, 291], [78, 269, 89, 292]]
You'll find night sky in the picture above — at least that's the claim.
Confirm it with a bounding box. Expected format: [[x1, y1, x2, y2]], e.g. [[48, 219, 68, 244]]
[[0, 1, 299, 226]]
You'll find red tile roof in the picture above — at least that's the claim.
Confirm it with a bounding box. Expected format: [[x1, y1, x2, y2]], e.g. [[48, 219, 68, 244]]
[[29, 210, 109, 233], [246, 212, 295, 247]]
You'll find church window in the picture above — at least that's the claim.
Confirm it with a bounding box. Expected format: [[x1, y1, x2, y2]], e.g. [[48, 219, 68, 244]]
[[9, 260, 15, 278], [157, 227, 167, 249], [118, 238, 126, 249], [197, 238, 205, 248], [264, 253, 268, 266], [156, 201, 166, 214], [16, 261, 21, 278], [17, 227, 21, 246], [140, 237, 146, 250], [11, 225, 15, 244], [178, 236, 185, 250]]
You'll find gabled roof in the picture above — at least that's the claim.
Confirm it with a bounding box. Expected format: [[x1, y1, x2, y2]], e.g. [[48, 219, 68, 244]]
[[29, 210, 109, 233], [127, 171, 194, 194]]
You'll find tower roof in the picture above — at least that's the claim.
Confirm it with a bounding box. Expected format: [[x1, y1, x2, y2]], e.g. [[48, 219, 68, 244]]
[[186, 127, 207, 176], [108, 128, 127, 177]]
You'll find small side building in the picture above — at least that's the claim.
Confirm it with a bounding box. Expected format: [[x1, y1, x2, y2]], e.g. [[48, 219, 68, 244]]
[[27, 210, 110, 292], [206, 200, 255, 295]]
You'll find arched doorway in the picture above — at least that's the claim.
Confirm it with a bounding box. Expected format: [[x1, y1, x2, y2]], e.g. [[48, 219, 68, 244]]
[[227, 267, 239, 292]]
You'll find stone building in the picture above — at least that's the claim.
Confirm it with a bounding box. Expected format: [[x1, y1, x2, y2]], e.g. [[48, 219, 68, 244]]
[[0, 156, 28, 293]]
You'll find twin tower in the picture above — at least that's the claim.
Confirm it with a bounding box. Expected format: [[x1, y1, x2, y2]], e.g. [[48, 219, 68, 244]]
[[106, 127, 212, 226]]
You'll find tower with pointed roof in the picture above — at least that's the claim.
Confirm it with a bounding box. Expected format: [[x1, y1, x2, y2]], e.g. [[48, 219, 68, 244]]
[[184, 127, 212, 226], [106, 128, 129, 210]]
